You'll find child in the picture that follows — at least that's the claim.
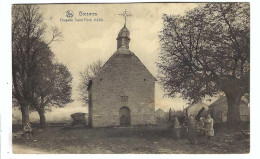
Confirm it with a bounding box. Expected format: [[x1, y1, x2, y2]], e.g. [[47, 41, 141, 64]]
[[23, 122, 32, 139]]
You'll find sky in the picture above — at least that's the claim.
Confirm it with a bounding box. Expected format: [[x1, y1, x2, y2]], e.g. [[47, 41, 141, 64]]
[[36, 3, 215, 114]]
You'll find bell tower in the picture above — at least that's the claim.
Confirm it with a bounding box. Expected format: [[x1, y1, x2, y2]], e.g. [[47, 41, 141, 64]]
[[117, 25, 130, 49], [117, 9, 132, 50]]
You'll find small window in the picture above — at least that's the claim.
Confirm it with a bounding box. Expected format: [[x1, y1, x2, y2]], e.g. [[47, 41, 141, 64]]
[[100, 78, 103, 81], [144, 78, 146, 81], [121, 95, 129, 102]]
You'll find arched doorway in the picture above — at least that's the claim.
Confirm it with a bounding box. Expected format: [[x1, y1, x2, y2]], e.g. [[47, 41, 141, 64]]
[[119, 107, 131, 126]]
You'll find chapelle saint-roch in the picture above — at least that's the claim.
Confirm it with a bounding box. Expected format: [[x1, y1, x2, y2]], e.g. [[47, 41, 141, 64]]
[[60, 11, 100, 22]]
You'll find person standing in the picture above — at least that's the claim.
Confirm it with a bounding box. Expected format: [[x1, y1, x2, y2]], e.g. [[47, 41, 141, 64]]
[[173, 116, 181, 139], [187, 115, 197, 144], [169, 108, 172, 121], [205, 114, 214, 143], [198, 117, 205, 136]]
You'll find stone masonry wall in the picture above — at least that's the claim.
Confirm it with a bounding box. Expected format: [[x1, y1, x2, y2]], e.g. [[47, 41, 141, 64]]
[[90, 53, 155, 127]]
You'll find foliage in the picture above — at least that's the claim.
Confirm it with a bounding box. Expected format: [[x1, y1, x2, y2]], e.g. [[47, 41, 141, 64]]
[[34, 58, 73, 108], [78, 60, 103, 105], [158, 3, 249, 124], [158, 3, 249, 103], [12, 5, 67, 126]]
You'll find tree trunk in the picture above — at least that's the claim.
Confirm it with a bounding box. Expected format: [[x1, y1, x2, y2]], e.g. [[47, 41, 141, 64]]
[[221, 78, 243, 127], [226, 93, 241, 127], [88, 85, 93, 128], [21, 104, 30, 127], [37, 107, 46, 127]]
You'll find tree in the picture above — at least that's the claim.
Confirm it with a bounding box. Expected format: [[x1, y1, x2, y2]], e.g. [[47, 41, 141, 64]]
[[158, 3, 249, 125], [33, 60, 73, 126], [78, 60, 103, 105], [12, 5, 62, 127]]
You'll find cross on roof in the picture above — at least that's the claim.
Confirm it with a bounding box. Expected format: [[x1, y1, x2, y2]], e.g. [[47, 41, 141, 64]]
[[118, 9, 132, 27]]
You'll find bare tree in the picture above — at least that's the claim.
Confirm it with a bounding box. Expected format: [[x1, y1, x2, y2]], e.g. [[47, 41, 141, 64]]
[[158, 3, 249, 125], [12, 5, 62, 127], [78, 60, 103, 105]]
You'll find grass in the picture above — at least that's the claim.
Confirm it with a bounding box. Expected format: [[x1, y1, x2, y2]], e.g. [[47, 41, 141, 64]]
[[12, 123, 250, 154]]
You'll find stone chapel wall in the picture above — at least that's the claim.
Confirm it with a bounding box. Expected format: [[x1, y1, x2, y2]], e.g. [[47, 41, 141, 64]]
[[90, 54, 155, 127]]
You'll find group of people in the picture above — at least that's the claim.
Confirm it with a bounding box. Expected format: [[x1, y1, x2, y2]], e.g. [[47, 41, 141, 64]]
[[186, 114, 214, 144], [169, 108, 214, 144]]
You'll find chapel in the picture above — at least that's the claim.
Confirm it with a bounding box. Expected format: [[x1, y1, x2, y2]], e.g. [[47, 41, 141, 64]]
[[87, 23, 156, 127]]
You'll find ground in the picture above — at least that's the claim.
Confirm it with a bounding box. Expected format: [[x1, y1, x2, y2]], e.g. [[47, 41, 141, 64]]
[[12, 124, 249, 154]]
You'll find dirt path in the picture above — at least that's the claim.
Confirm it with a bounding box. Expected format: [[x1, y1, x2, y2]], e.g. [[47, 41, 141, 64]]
[[13, 144, 55, 154], [12, 125, 249, 154]]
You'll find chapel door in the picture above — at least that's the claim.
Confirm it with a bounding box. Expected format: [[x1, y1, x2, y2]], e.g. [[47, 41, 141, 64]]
[[119, 107, 131, 126]]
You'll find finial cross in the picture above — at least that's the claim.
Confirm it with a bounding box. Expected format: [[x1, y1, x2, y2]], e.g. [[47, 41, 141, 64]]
[[118, 9, 132, 26]]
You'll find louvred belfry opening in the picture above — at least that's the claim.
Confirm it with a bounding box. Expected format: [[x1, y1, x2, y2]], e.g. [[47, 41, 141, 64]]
[[117, 25, 130, 49]]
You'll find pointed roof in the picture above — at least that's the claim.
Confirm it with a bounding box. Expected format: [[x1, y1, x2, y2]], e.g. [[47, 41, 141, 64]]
[[208, 96, 249, 116], [208, 96, 248, 107], [155, 108, 166, 117], [88, 23, 156, 88], [156, 108, 165, 113], [93, 24, 156, 81], [93, 49, 156, 81], [114, 45, 133, 54], [208, 96, 226, 107]]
